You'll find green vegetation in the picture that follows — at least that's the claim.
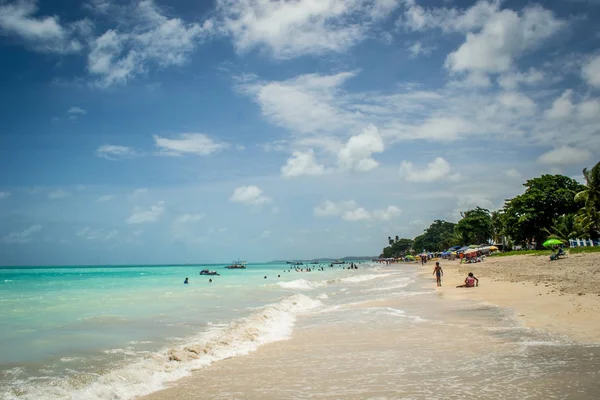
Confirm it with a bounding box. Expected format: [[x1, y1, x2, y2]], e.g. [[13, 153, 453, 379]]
[[380, 161, 600, 257]]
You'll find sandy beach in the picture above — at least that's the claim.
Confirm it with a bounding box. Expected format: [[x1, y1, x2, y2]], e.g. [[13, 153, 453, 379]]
[[139, 256, 600, 399], [422, 252, 600, 342]]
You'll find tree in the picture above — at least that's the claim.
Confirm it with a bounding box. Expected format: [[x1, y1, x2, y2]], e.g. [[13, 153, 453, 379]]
[[381, 237, 414, 258], [503, 174, 585, 249], [575, 161, 600, 238], [455, 207, 492, 245], [412, 220, 457, 252], [490, 210, 505, 245], [542, 214, 584, 242]]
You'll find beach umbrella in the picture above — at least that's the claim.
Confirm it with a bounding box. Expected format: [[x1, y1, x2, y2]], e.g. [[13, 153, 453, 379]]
[[451, 252, 457, 255], [468, 244, 479, 248], [543, 238, 564, 247], [464, 248, 478, 254], [489, 246, 499, 251]]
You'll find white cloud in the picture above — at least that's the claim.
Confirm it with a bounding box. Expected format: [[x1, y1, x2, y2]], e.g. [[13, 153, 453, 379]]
[[497, 68, 544, 90], [578, 99, 600, 120], [399, 157, 457, 182], [0, 191, 11, 199], [0, 0, 85, 54], [2, 224, 42, 244], [48, 189, 69, 199], [259, 230, 272, 238], [281, 150, 326, 178], [175, 213, 205, 223], [126, 201, 165, 224], [88, 0, 213, 87], [153, 133, 228, 156], [407, 41, 434, 58], [75, 184, 87, 192], [537, 146, 592, 166], [96, 145, 138, 160], [337, 125, 384, 171], [498, 92, 536, 114], [445, 5, 564, 74], [343, 207, 371, 221], [216, 0, 393, 59], [545, 90, 574, 120], [241, 72, 355, 135], [97, 195, 115, 202], [505, 168, 522, 178], [314, 200, 401, 221], [314, 200, 357, 217], [76, 226, 119, 241], [67, 106, 86, 115], [230, 185, 272, 205], [582, 54, 600, 88]]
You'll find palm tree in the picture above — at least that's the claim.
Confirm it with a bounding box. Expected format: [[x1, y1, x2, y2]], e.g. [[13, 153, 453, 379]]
[[542, 214, 583, 242], [388, 236, 393, 246], [575, 161, 600, 238], [490, 211, 504, 245]]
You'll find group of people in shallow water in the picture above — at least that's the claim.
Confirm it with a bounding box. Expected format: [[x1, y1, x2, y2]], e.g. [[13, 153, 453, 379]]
[[184, 262, 363, 284], [432, 261, 479, 288]]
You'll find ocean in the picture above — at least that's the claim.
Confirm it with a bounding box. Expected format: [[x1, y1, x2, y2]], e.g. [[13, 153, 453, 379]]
[[1, 262, 600, 400]]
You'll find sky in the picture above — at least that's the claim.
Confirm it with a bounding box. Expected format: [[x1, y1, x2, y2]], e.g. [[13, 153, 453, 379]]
[[0, 0, 599, 266]]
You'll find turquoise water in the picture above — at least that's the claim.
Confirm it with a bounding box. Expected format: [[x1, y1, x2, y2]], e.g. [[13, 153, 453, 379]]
[[0, 262, 376, 399]]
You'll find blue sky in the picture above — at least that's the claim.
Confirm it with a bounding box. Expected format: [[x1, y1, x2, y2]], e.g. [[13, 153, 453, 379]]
[[1, 0, 599, 265]]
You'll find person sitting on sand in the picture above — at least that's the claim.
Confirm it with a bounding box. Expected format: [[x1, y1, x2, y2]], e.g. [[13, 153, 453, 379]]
[[432, 262, 443, 287], [456, 272, 478, 288]]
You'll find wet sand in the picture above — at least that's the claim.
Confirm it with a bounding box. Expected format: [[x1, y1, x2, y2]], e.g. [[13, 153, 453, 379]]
[[422, 252, 600, 342]]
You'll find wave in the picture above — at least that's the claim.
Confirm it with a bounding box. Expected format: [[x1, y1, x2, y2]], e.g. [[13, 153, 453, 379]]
[[275, 273, 393, 291], [1, 294, 322, 400]]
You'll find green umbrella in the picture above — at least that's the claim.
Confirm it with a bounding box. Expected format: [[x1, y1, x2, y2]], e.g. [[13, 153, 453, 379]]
[[543, 238, 564, 247]]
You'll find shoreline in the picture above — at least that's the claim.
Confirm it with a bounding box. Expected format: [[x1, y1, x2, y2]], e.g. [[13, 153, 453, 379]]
[[419, 253, 600, 343]]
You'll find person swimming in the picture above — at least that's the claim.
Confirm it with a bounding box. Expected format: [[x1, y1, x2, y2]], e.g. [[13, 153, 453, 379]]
[[184, 277, 189, 284]]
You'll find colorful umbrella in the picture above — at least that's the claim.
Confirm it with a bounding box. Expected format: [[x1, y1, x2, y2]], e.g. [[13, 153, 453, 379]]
[[543, 239, 564, 247]]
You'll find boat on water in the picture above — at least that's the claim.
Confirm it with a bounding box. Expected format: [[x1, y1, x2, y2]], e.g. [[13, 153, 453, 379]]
[[286, 261, 303, 266], [225, 261, 247, 269], [199, 269, 220, 276]]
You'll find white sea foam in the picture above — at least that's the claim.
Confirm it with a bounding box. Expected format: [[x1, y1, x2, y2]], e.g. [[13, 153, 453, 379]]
[[316, 293, 329, 299], [340, 273, 392, 283], [5, 294, 322, 400], [276, 279, 321, 290]]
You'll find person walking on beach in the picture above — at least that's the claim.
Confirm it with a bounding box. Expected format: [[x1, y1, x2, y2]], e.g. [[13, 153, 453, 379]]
[[432, 262, 443, 287]]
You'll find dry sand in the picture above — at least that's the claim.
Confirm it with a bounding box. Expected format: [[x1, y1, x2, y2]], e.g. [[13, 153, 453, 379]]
[[423, 252, 600, 342]]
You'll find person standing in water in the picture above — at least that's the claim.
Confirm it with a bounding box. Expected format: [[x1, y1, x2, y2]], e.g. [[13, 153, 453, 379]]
[[184, 277, 189, 284], [432, 262, 443, 287]]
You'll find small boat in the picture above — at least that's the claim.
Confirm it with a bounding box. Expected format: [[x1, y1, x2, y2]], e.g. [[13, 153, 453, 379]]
[[225, 261, 246, 269], [200, 269, 220, 276], [286, 261, 303, 266]]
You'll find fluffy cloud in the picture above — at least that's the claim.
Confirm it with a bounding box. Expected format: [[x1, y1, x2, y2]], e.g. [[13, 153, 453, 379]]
[[230, 185, 272, 205], [153, 133, 228, 156], [281, 150, 326, 178], [48, 189, 69, 199], [445, 5, 564, 74], [582, 54, 600, 88], [67, 106, 86, 115], [407, 41, 435, 58], [241, 72, 355, 135], [314, 200, 401, 221], [126, 201, 165, 224], [2, 224, 42, 244], [0, 0, 86, 53], [497, 68, 544, 90], [399, 157, 458, 182], [96, 145, 138, 160], [537, 146, 592, 166], [337, 125, 384, 172], [216, 0, 394, 59], [87, 0, 213, 87], [545, 90, 574, 120]]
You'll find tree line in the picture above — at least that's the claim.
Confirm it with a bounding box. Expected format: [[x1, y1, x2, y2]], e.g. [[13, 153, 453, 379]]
[[381, 161, 600, 258]]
